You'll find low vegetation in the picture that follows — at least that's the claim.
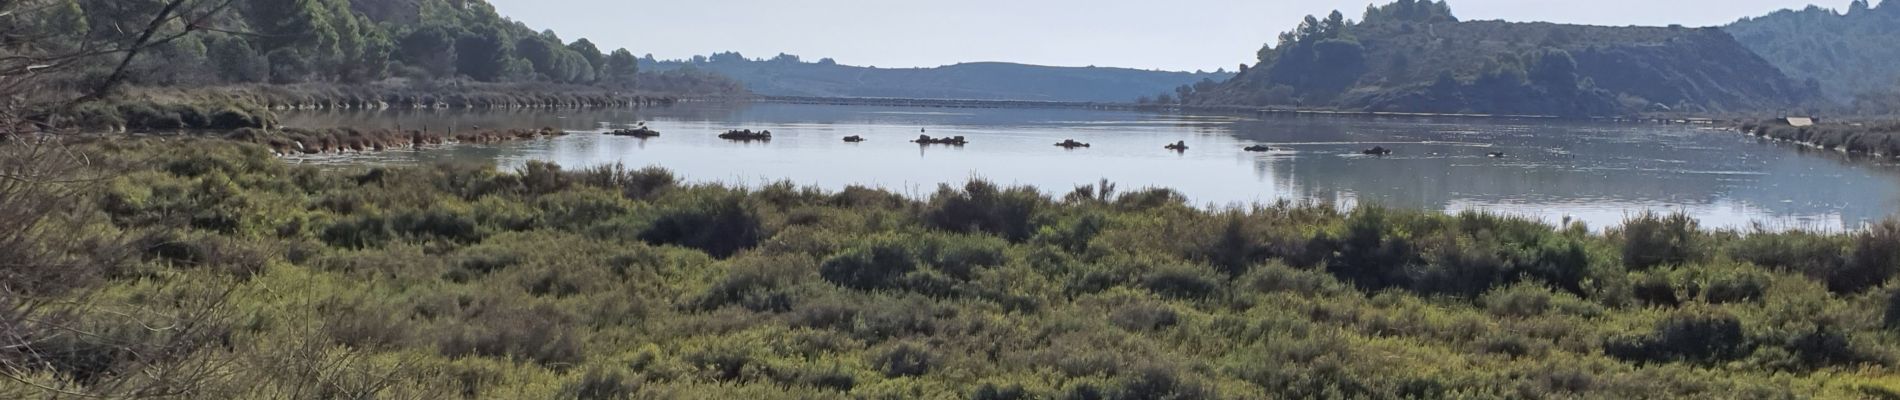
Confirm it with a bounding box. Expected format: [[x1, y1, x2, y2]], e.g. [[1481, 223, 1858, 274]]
[[5, 139, 1900, 398], [1742, 120, 1900, 157]]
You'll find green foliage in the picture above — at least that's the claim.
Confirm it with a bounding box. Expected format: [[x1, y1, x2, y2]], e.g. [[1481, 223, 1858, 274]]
[[604, 49, 640, 85], [925, 180, 1048, 242], [39, 0, 660, 88], [11, 139, 1900, 398], [1607, 308, 1752, 365], [872, 342, 936, 378], [1362, 0, 1457, 24], [1616, 212, 1706, 269], [639, 189, 764, 258]]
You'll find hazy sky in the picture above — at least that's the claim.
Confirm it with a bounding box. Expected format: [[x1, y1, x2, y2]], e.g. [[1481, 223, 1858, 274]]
[[489, 0, 1860, 72]]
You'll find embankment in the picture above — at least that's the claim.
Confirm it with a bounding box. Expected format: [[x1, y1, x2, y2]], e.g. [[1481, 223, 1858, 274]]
[[224, 126, 568, 155], [66, 81, 736, 132], [1740, 120, 1900, 157]]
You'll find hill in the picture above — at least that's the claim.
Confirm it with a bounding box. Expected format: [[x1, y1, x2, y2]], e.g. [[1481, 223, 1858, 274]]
[[1184, 0, 1819, 117], [33, 0, 737, 95], [645, 54, 1233, 102], [1726, 0, 1900, 110]]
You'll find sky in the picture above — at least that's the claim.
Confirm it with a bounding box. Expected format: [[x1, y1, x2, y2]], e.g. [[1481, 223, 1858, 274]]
[[488, 0, 1861, 72]]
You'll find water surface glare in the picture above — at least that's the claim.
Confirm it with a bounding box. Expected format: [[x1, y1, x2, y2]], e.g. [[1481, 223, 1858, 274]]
[[279, 103, 1900, 231]]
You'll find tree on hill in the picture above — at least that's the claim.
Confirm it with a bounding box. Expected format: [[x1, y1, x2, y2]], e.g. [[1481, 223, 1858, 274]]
[[1363, 0, 1458, 24], [603, 48, 639, 86]]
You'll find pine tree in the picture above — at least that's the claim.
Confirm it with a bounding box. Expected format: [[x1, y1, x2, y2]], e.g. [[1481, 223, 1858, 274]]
[[604, 48, 639, 85]]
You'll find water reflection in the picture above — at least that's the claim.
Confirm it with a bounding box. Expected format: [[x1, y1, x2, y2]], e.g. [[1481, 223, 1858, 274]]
[[278, 103, 1900, 231]]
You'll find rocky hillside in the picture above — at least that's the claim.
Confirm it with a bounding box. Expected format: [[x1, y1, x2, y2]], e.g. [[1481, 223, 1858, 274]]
[[645, 55, 1233, 103], [1186, 0, 1819, 117]]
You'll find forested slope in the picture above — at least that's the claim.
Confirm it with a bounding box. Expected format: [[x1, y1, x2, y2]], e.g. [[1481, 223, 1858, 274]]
[[1185, 0, 1819, 116], [1727, 0, 1900, 111], [20, 0, 738, 97]]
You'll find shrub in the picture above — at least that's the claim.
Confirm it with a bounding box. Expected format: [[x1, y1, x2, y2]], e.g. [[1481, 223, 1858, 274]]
[[695, 256, 811, 312], [1114, 366, 1215, 400], [1482, 284, 1556, 318], [68, 101, 125, 128], [1607, 309, 1750, 365], [640, 190, 763, 258], [1246, 261, 1344, 296], [1039, 212, 1108, 253], [1727, 230, 1848, 277], [436, 304, 585, 366], [168, 104, 209, 128], [1698, 269, 1769, 304], [208, 106, 266, 129], [1327, 206, 1416, 291], [119, 102, 182, 130], [920, 234, 1008, 279], [684, 343, 758, 382], [1885, 289, 1900, 331], [1109, 302, 1181, 332], [820, 241, 917, 290], [1142, 264, 1221, 300], [1785, 325, 1877, 370], [1616, 213, 1705, 269], [1476, 332, 1544, 358], [777, 365, 856, 392], [925, 180, 1048, 242], [874, 342, 936, 378], [973, 383, 1032, 400], [1632, 272, 1680, 307], [536, 188, 634, 231], [321, 216, 392, 249], [1838, 221, 1900, 294], [519, 161, 573, 196], [389, 208, 484, 244], [572, 164, 676, 200], [561, 368, 639, 400], [1201, 214, 1262, 277]]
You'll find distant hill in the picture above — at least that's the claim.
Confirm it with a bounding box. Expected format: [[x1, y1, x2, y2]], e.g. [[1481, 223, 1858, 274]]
[[1185, 0, 1819, 117], [644, 55, 1234, 103], [1726, 0, 1900, 107]]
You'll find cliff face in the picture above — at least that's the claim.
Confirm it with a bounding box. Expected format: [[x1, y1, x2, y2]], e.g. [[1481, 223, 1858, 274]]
[[1195, 16, 1820, 116]]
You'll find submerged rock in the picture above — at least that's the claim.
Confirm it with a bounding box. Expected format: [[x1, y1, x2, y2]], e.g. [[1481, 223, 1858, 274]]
[[914, 135, 968, 146]]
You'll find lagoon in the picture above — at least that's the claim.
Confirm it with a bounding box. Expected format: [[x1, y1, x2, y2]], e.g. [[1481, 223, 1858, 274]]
[[279, 102, 1900, 231]]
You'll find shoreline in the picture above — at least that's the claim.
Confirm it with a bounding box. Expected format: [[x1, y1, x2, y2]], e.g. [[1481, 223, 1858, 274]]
[[1736, 120, 1900, 160]]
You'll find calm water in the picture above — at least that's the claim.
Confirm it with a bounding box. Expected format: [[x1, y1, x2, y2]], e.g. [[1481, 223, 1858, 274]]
[[279, 103, 1900, 231]]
